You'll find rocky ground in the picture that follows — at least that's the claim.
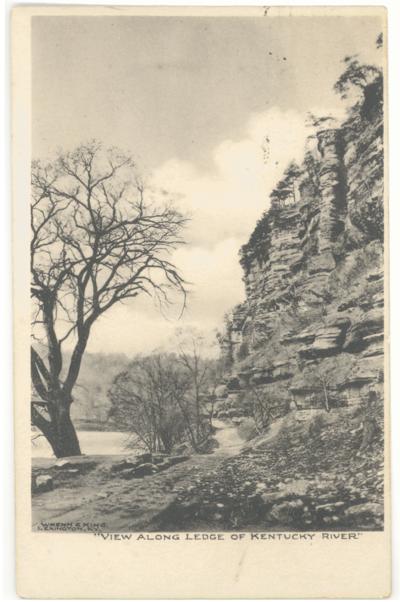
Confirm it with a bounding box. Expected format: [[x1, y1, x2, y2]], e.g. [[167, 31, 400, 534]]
[[31, 421, 244, 532], [32, 409, 384, 533], [158, 408, 384, 532]]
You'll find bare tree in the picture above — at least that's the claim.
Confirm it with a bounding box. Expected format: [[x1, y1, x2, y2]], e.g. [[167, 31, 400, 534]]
[[108, 333, 221, 455], [176, 328, 210, 442], [314, 371, 332, 413], [31, 141, 187, 457], [301, 356, 355, 414], [248, 387, 274, 434], [108, 354, 189, 453]]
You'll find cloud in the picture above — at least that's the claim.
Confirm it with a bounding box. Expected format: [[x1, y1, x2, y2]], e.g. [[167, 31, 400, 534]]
[[151, 107, 310, 247], [172, 237, 245, 320], [88, 238, 244, 356], [90, 105, 345, 355]]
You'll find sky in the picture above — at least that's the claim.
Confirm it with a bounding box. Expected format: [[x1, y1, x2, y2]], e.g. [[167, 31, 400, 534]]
[[32, 13, 383, 356]]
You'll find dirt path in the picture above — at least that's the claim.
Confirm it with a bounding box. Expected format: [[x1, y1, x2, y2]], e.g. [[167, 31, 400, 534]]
[[212, 419, 244, 455], [32, 421, 244, 533]]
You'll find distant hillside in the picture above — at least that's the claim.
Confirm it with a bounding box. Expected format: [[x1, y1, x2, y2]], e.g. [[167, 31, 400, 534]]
[[70, 352, 130, 429]]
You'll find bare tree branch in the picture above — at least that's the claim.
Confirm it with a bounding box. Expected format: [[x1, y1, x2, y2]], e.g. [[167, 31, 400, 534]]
[[31, 141, 188, 456]]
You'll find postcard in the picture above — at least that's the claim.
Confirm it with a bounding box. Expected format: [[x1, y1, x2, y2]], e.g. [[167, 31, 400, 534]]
[[13, 5, 390, 598]]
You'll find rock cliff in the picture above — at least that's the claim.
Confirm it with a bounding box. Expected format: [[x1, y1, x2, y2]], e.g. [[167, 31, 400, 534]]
[[218, 86, 384, 424]]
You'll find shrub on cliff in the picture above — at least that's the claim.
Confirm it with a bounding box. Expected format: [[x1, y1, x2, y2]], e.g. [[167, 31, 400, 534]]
[[270, 162, 302, 208], [239, 211, 271, 275], [334, 54, 384, 241], [334, 55, 382, 121]]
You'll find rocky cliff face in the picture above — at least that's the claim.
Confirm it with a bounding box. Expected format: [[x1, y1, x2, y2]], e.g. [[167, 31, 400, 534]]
[[218, 96, 384, 423]]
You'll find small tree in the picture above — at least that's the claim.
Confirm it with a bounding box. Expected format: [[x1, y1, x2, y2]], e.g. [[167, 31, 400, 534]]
[[248, 387, 274, 433], [270, 162, 302, 208], [334, 55, 383, 123], [108, 354, 188, 453], [176, 328, 212, 443], [302, 356, 355, 413], [108, 336, 222, 453], [334, 55, 381, 99], [244, 384, 290, 433], [204, 357, 225, 427], [31, 141, 187, 457]]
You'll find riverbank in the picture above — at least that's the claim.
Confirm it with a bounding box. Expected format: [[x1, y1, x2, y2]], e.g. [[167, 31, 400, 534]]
[[32, 410, 384, 532], [32, 421, 245, 532]]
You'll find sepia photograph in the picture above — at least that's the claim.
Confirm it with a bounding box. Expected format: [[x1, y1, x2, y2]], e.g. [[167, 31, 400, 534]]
[[10, 4, 393, 598], [28, 8, 387, 535]]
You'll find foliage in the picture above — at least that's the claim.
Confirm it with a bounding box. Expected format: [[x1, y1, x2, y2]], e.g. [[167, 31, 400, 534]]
[[239, 210, 271, 275], [239, 161, 302, 275], [303, 150, 320, 192], [334, 55, 383, 125], [334, 55, 381, 100], [270, 162, 301, 207]]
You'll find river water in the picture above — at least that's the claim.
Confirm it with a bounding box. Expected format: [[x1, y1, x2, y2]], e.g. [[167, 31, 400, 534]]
[[31, 430, 133, 459], [31, 420, 243, 459]]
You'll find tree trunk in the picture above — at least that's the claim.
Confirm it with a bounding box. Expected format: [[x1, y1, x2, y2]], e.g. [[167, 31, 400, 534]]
[[33, 400, 82, 458], [54, 405, 82, 457]]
